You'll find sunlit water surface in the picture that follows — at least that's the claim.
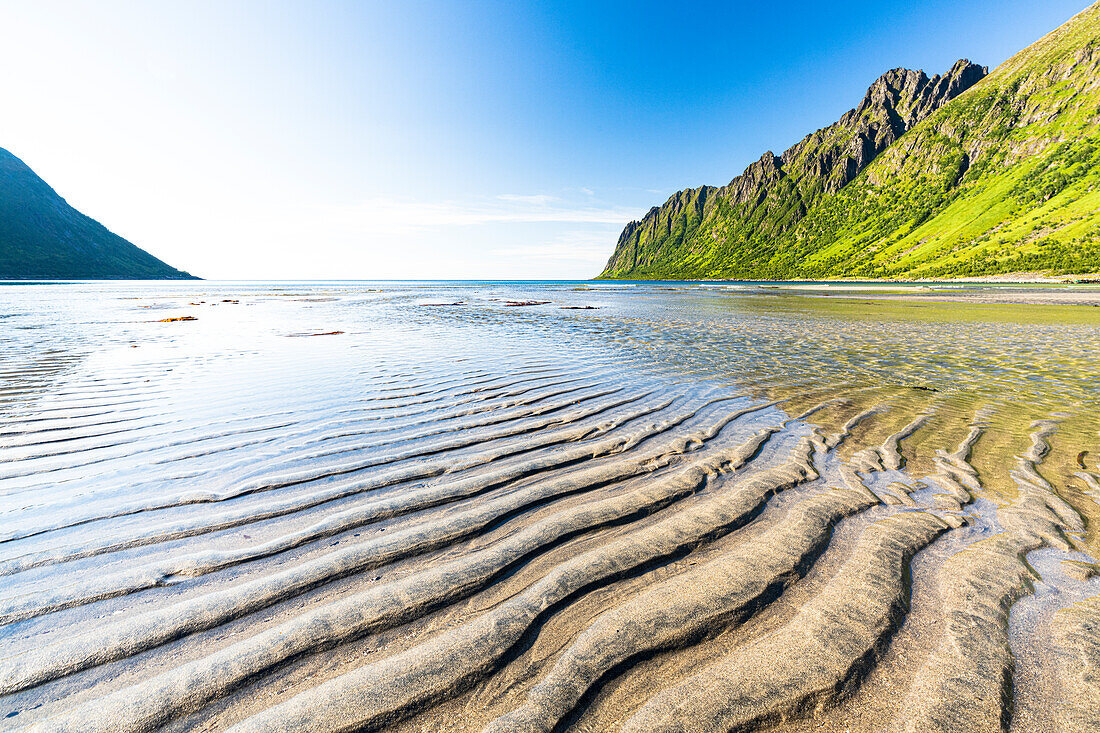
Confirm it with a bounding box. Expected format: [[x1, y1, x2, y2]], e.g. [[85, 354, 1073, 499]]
[[1, 280, 1098, 732]]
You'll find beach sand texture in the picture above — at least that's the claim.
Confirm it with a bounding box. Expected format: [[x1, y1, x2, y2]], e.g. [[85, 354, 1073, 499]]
[[1, 281, 1098, 732]]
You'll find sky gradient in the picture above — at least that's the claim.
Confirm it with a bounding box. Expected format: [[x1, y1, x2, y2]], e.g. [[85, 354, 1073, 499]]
[[0, 0, 1090, 279]]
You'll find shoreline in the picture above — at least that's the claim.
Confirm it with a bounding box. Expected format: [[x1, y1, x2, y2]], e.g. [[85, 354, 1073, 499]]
[[594, 271, 1100, 285]]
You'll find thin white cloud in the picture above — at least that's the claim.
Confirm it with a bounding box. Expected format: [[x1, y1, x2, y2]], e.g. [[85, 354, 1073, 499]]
[[321, 196, 644, 236], [496, 193, 558, 205], [490, 230, 615, 263]]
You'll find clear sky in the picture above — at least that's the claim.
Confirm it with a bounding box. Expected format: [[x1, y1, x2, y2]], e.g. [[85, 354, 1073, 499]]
[[0, 1, 1090, 279]]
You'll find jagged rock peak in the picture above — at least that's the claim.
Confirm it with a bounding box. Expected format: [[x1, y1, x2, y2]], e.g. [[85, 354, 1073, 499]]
[[849, 59, 988, 129], [727, 152, 784, 204]]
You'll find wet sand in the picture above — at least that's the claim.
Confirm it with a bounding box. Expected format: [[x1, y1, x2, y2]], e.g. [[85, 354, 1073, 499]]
[[0, 281, 1098, 732], [697, 281, 1100, 307]]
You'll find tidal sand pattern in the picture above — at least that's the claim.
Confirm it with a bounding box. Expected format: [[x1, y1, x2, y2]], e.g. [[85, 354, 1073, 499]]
[[1, 281, 1099, 732]]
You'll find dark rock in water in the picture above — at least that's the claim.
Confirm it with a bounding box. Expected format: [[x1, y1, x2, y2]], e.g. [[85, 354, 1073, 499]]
[[0, 147, 196, 280]]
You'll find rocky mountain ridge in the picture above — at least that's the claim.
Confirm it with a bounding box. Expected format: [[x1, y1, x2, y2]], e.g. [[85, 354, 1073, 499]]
[[601, 61, 987, 278], [600, 2, 1100, 280]]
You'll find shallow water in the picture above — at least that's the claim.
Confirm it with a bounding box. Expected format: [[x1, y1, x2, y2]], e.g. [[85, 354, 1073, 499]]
[[0, 280, 1098, 732]]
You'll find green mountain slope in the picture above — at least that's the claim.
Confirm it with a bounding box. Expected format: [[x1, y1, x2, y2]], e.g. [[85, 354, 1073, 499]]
[[600, 2, 1100, 280], [0, 147, 195, 280]]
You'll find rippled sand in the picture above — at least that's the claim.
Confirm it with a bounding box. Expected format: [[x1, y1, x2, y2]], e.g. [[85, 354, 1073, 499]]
[[1, 281, 1098, 732]]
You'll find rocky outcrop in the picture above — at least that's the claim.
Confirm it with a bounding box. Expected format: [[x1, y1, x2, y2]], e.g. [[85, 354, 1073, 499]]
[[600, 60, 988, 278]]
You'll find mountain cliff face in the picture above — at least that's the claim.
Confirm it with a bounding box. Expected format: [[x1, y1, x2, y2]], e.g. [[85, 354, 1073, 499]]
[[600, 2, 1100, 280], [600, 61, 987, 278], [0, 147, 195, 280]]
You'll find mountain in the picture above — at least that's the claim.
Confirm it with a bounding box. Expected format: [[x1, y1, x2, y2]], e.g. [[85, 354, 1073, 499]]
[[0, 147, 195, 280], [599, 2, 1100, 281]]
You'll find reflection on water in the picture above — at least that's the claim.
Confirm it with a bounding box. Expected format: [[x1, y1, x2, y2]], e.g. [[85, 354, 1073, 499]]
[[3, 281, 1098, 401], [2, 279, 1098, 526]]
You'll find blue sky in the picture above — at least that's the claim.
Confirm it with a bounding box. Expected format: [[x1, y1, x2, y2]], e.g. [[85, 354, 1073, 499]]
[[0, 0, 1090, 279]]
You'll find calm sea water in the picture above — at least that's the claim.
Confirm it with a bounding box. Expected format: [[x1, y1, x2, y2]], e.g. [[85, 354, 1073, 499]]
[[3, 278, 1099, 517], [3, 279, 1098, 403]]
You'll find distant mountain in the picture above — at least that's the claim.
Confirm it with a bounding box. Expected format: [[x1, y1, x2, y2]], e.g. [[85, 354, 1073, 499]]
[[600, 2, 1100, 280], [0, 147, 195, 280]]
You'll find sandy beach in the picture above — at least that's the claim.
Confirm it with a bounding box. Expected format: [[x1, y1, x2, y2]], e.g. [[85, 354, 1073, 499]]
[[1, 281, 1098, 732]]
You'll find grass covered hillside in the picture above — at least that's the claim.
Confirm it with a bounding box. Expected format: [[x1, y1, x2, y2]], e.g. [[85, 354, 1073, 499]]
[[0, 147, 195, 280], [600, 2, 1100, 280]]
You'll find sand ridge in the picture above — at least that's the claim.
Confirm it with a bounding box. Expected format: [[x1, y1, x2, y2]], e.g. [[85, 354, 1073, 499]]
[[0, 281, 1097, 732]]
